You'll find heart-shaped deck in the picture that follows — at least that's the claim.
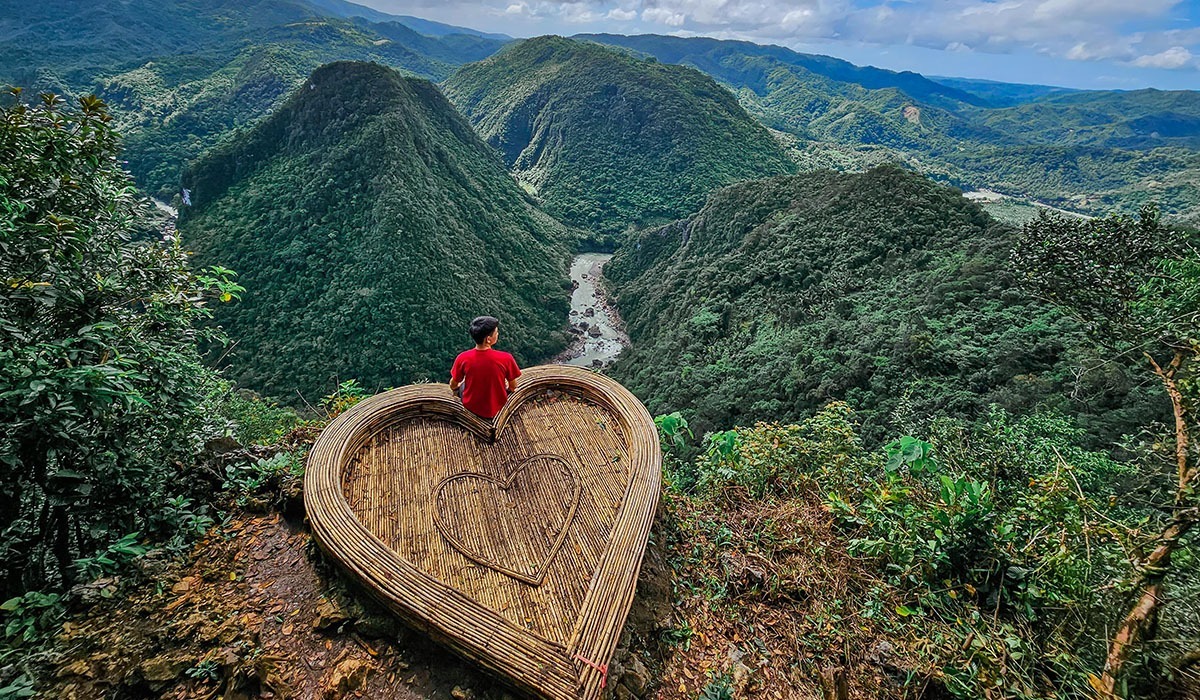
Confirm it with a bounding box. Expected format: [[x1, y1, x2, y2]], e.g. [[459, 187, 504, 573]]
[[305, 366, 661, 700]]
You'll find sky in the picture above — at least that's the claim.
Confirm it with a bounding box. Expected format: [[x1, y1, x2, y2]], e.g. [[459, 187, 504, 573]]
[[357, 0, 1200, 90]]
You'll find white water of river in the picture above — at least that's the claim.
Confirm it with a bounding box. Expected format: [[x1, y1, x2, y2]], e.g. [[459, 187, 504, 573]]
[[554, 253, 629, 369]]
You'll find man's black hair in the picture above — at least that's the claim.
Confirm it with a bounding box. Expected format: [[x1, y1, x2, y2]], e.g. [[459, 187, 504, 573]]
[[469, 316, 500, 345]]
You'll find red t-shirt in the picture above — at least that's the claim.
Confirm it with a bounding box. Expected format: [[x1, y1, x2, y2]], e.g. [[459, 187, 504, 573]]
[[450, 348, 521, 419]]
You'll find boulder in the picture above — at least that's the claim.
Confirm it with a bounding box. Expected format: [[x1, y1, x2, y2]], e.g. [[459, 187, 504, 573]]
[[313, 597, 350, 632], [138, 654, 190, 684], [322, 658, 369, 698]]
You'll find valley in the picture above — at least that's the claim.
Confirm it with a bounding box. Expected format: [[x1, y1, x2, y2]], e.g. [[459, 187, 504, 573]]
[[2, 3, 1199, 700]]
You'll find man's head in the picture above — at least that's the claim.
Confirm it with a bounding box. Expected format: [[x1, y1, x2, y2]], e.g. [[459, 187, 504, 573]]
[[469, 315, 500, 346]]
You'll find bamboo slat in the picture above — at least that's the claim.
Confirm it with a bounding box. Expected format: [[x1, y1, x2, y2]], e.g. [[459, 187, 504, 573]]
[[305, 365, 661, 700]]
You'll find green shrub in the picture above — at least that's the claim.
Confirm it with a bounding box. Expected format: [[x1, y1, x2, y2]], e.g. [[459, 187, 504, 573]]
[[221, 390, 301, 446], [693, 401, 875, 498], [0, 592, 63, 645], [0, 91, 239, 594]]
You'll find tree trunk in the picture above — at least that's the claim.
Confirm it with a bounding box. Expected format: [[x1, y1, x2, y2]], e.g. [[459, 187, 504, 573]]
[[1095, 352, 1198, 697]]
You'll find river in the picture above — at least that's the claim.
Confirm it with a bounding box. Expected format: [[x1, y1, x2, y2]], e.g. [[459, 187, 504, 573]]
[[553, 253, 629, 369]]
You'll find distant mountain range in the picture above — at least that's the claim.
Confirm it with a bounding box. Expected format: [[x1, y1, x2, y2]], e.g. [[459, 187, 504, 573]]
[[926, 76, 1081, 107], [302, 0, 510, 39], [3, 0, 1196, 220], [577, 33, 1200, 220]]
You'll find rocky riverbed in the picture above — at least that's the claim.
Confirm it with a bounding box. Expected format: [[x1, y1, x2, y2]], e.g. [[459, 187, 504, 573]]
[[554, 252, 629, 369]]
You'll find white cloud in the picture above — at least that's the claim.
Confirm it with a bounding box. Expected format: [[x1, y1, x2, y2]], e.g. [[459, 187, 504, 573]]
[[1132, 46, 1197, 69], [642, 7, 686, 27], [364, 0, 1200, 71]]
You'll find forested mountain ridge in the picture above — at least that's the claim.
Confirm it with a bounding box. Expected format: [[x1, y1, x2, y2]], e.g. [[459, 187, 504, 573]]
[[929, 75, 1081, 107], [179, 61, 572, 401], [442, 36, 796, 234], [606, 166, 1158, 442], [0, 0, 502, 86], [582, 33, 1200, 221], [1, 0, 509, 200], [575, 34, 986, 109]]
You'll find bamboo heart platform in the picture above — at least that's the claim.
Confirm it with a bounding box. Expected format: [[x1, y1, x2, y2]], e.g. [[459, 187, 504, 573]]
[[305, 365, 661, 700]]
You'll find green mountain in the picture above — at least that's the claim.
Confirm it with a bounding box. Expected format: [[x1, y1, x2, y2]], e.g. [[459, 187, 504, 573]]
[[576, 34, 986, 109], [605, 166, 1156, 442], [928, 76, 1080, 107], [103, 22, 466, 200], [179, 61, 572, 401], [581, 34, 1200, 221], [0, 0, 502, 86], [442, 36, 796, 234], [1, 0, 509, 200]]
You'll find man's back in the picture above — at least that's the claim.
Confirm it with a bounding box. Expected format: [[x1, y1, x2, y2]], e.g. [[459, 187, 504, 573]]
[[451, 347, 521, 419]]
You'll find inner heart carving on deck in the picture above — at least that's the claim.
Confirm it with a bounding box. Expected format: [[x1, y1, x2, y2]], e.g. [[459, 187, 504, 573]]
[[433, 454, 581, 586]]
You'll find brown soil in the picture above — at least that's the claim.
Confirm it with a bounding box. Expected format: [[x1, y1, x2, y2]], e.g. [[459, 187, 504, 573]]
[[647, 490, 919, 700], [37, 497, 675, 700], [45, 510, 519, 699]]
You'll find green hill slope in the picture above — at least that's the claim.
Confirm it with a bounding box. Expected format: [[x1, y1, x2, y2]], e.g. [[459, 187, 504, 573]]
[[103, 21, 470, 200], [179, 61, 572, 401], [442, 36, 795, 234], [605, 166, 1156, 442]]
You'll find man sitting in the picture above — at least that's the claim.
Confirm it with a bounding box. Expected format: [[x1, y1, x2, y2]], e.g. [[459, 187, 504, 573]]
[[449, 316, 521, 420]]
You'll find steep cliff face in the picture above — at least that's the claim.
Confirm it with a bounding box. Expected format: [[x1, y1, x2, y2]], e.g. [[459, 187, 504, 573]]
[[180, 61, 572, 402], [443, 36, 796, 234]]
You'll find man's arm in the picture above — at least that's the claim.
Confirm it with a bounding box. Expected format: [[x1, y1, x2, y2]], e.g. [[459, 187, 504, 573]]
[[507, 356, 520, 393], [449, 357, 463, 394]]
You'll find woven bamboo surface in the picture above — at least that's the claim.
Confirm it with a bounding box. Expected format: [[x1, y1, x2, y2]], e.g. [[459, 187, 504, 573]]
[[305, 365, 661, 700]]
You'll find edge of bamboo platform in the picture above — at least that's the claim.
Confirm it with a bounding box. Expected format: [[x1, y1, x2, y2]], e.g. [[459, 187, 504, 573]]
[[304, 365, 661, 700]]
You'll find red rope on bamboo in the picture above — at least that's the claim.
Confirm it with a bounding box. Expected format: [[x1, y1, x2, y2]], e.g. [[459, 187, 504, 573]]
[[572, 653, 608, 689]]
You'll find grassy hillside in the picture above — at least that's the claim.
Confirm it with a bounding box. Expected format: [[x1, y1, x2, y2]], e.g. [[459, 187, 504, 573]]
[[442, 36, 795, 234], [605, 166, 1158, 442], [179, 61, 572, 402]]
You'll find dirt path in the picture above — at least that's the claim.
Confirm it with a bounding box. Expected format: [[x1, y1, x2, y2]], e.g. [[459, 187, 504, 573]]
[[42, 504, 673, 700]]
